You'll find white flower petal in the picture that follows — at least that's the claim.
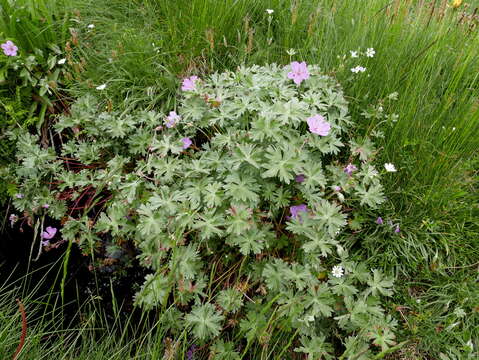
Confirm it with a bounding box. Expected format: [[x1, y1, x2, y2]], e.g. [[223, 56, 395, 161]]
[[96, 84, 107, 90], [57, 58, 66, 65], [384, 163, 397, 172], [332, 265, 344, 278], [366, 48, 376, 57]]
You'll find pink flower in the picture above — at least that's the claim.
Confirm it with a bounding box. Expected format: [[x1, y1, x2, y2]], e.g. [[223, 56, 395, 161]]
[[42, 204, 50, 209], [166, 111, 180, 128], [295, 174, 305, 183], [41, 226, 57, 240], [181, 76, 198, 91], [306, 114, 331, 136], [376, 217, 383, 225], [287, 61, 310, 85], [1, 41, 18, 56], [181, 137, 192, 149], [344, 163, 357, 176], [289, 204, 308, 222]]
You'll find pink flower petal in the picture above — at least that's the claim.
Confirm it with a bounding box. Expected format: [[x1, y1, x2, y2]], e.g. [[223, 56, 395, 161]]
[[306, 115, 331, 136]]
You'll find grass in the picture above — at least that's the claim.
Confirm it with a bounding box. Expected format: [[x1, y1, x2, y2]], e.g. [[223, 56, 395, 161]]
[[1, 0, 478, 358]]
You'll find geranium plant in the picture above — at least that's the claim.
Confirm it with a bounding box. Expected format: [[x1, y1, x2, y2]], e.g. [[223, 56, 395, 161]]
[[6, 63, 397, 358]]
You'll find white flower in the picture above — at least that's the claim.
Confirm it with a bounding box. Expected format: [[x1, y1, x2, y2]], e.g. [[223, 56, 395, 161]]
[[366, 47, 376, 57], [350, 50, 358, 58], [331, 265, 344, 278], [388, 91, 399, 100], [286, 48, 296, 56], [57, 58, 66, 65], [384, 163, 397, 172], [87, 24, 95, 29], [96, 84, 107, 90], [351, 66, 366, 73], [266, 9, 274, 14]]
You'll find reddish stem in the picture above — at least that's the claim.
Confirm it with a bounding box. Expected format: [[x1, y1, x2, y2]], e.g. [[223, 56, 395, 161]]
[[12, 299, 27, 360]]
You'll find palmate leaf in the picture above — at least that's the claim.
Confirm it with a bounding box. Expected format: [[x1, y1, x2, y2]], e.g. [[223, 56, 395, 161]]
[[261, 145, 299, 184], [98, 112, 137, 138], [136, 204, 165, 237], [294, 335, 334, 360], [93, 203, 129, 236], [216, 289, 244, 313], [180, 96, 209, 122], [150, 133, 182, 156], [233, 143, 262, 169], [350, 138, 376, 161], [309, 134, 344, 154], [203, 182, 224, 208], [365, 269, 394, 297], [355, 184, 385, 208], [227, 227, 271, 255], [329, 277, 359, 297], [145, 157, 182, 184], [117, 173, 142, 204], [209, 340, 241, 360], [336, 296, 385, 330], [285, 263, 314, 291], [148, 188, 187, 214], [127, 128, 154, 155], [223, 173, 260, 205], [185, 303, 225, 340], [314, 200, 347, 237], [133, 273, 171, 310], [239, 309, 268, 342], [269, 97, 309, 126], [184, 159, 212, 177], [304, 284, 335, 318], [250, 116, 285, 142], [262, 258, 291, 292], [301, 161, 327, 190], [358, 164, 380, 186], [72, 141, 104, 163], [170, 245, 202, 280], [192, 212, 224, 240], [183, 178, 209, 209], [367, 326, 396, 352], [263, 185, 292, 211], [342, 336, 372, 360], [301, 232, 338, 258], [225, 205, 253, 235]]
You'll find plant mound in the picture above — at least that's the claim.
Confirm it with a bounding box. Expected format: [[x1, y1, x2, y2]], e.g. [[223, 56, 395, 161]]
[[7, 63, 397, 358]]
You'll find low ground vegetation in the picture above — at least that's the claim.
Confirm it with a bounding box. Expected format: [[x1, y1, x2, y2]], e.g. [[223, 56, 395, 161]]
[[0, 0, 478, 359]]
